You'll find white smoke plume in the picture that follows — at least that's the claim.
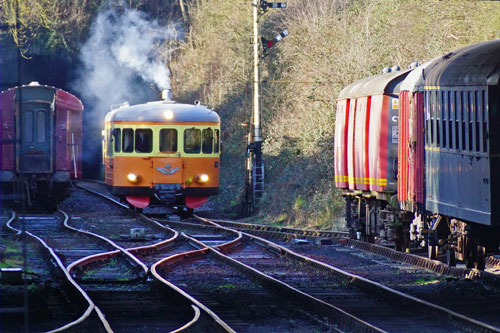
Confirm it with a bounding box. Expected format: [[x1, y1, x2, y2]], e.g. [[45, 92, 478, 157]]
[[72, 3, 184, 117]]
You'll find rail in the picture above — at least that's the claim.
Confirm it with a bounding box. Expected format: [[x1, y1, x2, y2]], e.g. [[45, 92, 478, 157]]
[[5, 211, 113, 333]]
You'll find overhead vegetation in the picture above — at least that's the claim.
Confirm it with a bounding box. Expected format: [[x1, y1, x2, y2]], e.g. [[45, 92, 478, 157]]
[[0, 0, 180, 55], [0, 0, 105, 55]]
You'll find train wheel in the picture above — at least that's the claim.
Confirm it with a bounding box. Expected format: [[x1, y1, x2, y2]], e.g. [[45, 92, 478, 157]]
[[446, 248, 456, 267], [428, 245, 438, 260], [475, 246, 486, 270], [464, 240, 475, 269]]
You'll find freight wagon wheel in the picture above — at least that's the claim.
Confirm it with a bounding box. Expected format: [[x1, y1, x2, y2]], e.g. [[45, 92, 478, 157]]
[[427, 233, 439, 260], [428, 245, 438, 260], [446, 248, 456, 267], [475, 246, 486, 270], [464, 240, 475, 269]]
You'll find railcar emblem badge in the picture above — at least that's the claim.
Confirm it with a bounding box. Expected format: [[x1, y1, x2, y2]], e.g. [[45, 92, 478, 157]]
[[156, 164, 180, 175]]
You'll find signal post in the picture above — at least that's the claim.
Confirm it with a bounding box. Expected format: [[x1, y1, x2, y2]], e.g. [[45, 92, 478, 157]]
[[243, 0, 286, 215]]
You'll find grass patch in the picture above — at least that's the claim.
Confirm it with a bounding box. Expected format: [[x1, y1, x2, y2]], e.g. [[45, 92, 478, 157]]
[[413, 279, 440, 286]]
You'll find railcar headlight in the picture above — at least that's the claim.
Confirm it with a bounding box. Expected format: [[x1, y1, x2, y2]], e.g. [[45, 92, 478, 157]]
[[195, 174, 209, 184], [127, 173, 140, 183]]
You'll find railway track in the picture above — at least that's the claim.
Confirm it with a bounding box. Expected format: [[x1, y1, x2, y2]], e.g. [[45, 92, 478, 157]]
[[196, 215, 500, 277], [60, 190, 234, 332], [2, 211, 112, 332], [72, 180, 500, 331], [1, 205, 225, 332], [77, 181, 383, 331], [194, 216, 500, 332]]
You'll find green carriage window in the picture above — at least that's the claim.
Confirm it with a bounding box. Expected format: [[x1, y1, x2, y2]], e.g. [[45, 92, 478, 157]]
[[184, 129, 201, 154], [460, 92, 466, 151], [160, 129, 177, 152], [482, 90, 487, 153], [466, 91, 474, 151], [436, 92, 440, 147], [454, 91, 459, 151], [24, 111, 33, 143], [36, 110, 46, 143], [441, 91, 446, 148], [202, 129, 213, 154], [448, 91, 453, 150], [122, 128, 134, 153], [475, 91, 480, 152]]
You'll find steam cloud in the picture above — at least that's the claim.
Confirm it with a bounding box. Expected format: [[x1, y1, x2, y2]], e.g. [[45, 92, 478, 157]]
[[70, 3, 184, 177], [72, 3, 183, 117]]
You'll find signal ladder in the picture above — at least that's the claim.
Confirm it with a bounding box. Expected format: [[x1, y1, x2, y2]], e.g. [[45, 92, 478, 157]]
[[252, 160, 265, 208]]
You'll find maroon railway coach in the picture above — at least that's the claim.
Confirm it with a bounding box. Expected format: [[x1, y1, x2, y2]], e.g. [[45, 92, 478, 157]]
[[0, 82, 84, 208]]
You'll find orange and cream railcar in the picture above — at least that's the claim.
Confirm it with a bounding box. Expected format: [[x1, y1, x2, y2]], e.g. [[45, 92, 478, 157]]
[[102, 95, 220, 210]]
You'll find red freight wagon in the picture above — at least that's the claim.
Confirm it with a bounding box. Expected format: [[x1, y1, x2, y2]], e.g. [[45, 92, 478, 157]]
[[335, 68, 410, 194], [334, 67, 410, 244]]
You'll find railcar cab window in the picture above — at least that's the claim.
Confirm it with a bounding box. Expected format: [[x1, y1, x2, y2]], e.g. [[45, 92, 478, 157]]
[[202, 129, 213, 154], [160, 129, 177, 152], [112, 128, 121, 153], [214, 129, 220, 153], [135, 129, 152, 153], [184, 128, 201, 154], [122, 128, 133, 152]]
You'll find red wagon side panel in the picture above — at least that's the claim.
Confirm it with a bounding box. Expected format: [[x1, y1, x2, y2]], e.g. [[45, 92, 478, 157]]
[[55, 104, 69, 171], [353, 97, 369, 190], [347, 99, 357, 190], [368, 94, 389, 192], [334, 99, 349, 188], [55, 89, 84, 179], [0, 89, 15, 171], [398, 91, 410, 203]]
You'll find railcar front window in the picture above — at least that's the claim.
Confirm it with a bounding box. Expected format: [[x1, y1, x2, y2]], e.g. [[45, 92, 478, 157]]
[[123, 128, 134, 153], [24, 111, 33, 143], [160, 129, 177, 152], [113, 128, 121, 153], [214, 129, 220, 153], [202, 129, 213, 154], [37, 110, 46, 143], [135, 129, 152, 153], [184, 129, 201, 154]]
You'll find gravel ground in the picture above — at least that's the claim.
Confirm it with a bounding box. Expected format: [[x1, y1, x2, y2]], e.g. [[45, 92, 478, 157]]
[[287, 243, 500, 328]]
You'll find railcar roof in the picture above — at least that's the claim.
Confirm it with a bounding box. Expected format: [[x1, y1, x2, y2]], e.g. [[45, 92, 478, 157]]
[[421, 39, 500, 87], [106, 100, 220, 123], [338, 68, 411, 99]]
